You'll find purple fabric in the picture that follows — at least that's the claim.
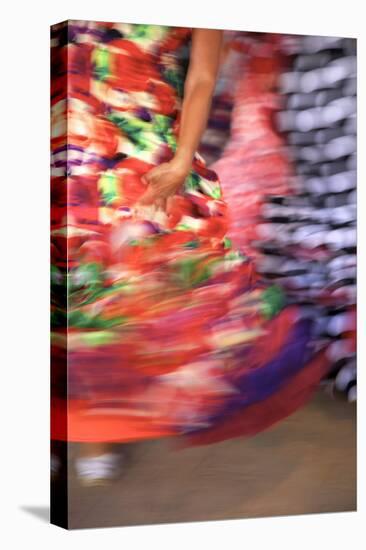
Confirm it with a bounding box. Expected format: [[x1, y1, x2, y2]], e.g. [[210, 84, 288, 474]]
[[186, 319, 313, 432]]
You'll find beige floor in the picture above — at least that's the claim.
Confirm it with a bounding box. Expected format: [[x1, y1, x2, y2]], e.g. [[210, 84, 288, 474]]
[[68, 391, 356, 529]]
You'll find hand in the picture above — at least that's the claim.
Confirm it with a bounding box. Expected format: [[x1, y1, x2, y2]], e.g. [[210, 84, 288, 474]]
[[137, 158, 191, 210]]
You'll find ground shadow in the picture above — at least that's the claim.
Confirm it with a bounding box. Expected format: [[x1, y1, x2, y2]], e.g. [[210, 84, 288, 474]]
[[20, 506, 50, 523]]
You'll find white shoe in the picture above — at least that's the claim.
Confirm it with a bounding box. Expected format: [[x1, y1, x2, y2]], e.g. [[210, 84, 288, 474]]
[[74, 453, 122, 487]]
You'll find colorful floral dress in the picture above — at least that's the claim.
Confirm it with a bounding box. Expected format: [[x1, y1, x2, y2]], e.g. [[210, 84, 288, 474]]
[[51, 21, 329, 444]]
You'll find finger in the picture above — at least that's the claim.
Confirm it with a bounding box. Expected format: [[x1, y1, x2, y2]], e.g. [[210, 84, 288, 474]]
[[142, 169, 159, 184], [154, 196, 167, 211], [143, 166, 160, 182], [138, 190, 153, 205], [143, 181, 164, 202], [149, 172, 162, 186], [166, 195, 175, 212]]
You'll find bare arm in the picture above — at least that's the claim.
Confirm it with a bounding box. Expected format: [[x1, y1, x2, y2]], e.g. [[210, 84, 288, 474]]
[[139, 28, 223, 208], [174, 28, 223, 169]]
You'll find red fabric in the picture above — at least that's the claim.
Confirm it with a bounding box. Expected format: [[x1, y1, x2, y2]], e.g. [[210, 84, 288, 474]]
[[180, 351, 330, 448]]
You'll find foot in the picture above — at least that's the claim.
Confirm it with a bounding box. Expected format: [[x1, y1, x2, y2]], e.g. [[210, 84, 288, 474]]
[[74, 452, 123, 487]]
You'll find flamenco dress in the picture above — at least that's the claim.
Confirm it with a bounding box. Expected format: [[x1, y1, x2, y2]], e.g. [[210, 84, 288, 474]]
[[50, 21, 330, 446], [211, 33, 294, 257]]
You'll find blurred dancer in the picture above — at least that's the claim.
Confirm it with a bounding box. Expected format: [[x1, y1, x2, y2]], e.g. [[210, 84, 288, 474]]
[[212, 33, 294, 256], [51, 22, 330, 486], [257, 35, 357, 402]]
